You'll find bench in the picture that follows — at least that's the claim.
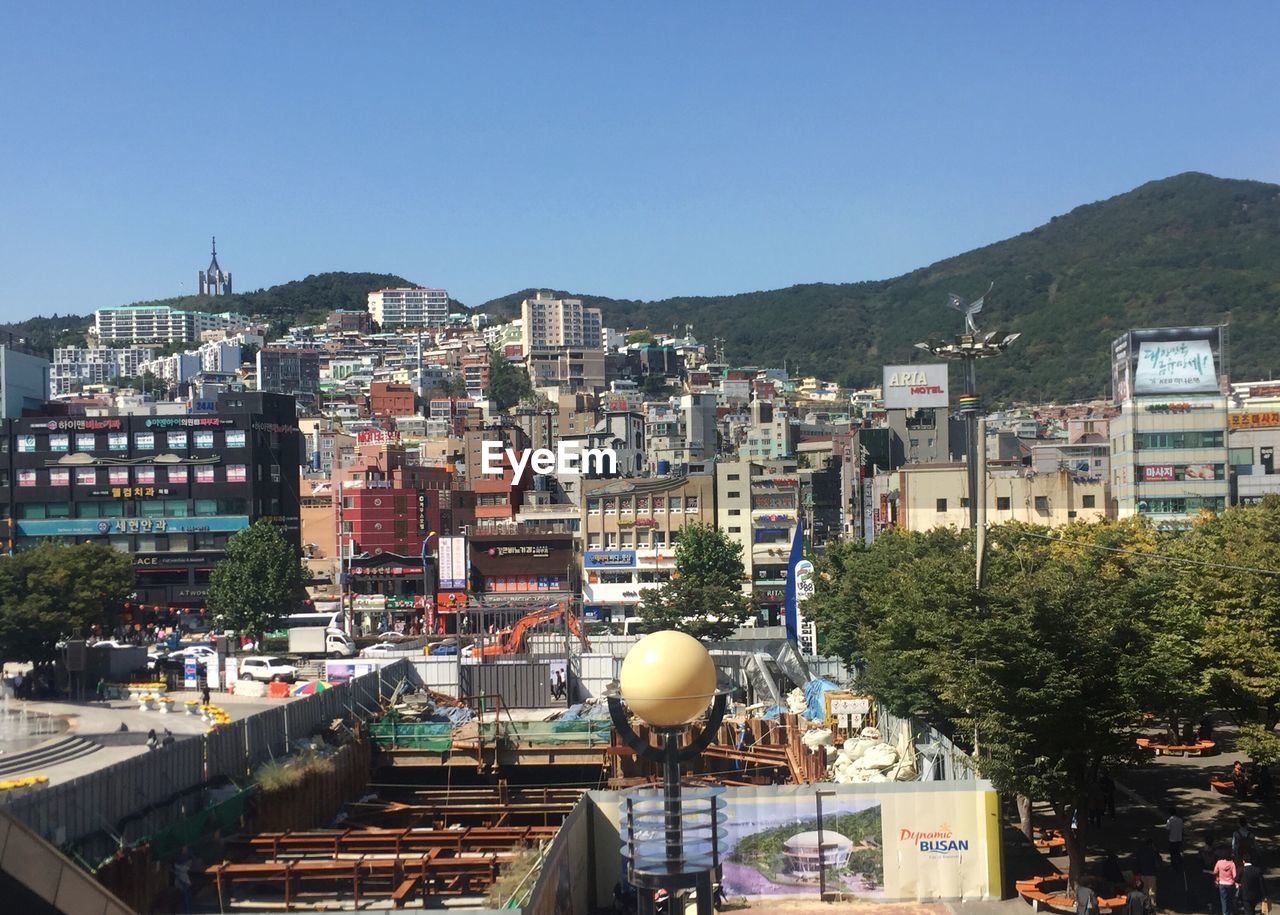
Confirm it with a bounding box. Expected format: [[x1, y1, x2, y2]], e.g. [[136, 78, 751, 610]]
[[1135, 737, 1216, 757], [1016, 874, 1127, 913]]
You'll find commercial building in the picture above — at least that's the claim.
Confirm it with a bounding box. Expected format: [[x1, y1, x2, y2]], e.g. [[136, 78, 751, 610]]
[[888, 463, 1109, 530], [367, 288, 450, 329], [93, 305, 248, 345], [520, 292, 602, 351], [714, 459, 800, 623], [882, 363, 951, 464], [4, 392, 302, 613], [579, 468, 716, 620], [256, 348, 321, 411], [1110, 327, 1230, 526], [1227, 386, 1280, 503]]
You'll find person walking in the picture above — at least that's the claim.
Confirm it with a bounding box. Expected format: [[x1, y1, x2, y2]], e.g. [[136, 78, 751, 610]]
[[1234, 819, 1255, 869], [1214, 852, 1239, 915], [200, 684, 211, 706], [1077, 882, 1100, 915], [173, 846, 194, 913], [1136, 837, 1160, 907], [95, 677, 107, 703], [1168, 806, 1186, 869], [1240, 856, 1267, 915], [1126, 876, 1155, 915]]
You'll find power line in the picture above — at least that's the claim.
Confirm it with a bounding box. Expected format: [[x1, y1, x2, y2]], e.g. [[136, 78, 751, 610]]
[[1009, 529, 1280, 577]]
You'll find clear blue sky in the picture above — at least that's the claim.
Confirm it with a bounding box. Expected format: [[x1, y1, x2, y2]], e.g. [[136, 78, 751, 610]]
[[3, 3, 1279, 322]]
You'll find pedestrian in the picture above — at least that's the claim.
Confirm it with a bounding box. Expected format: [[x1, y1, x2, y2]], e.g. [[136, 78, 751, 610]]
[[95, 677, 107, 703], [1235, 819, 1255, 869], [1169, 806, 1186, 870], [1100, 770, 1117, 818], [173, 845, 193, 913], [146, 729, 159, 751], [1104, 852, 1127, 890], [1077, 881, 1101, 915], [1127, 875, 1156, 915], [1240, 855, 1267, 915], [1136, 837, 1160, 906], [1200, 833, 1221, 913], [1214, 850, 1238, 915], [1235, 762, 1251, 800], [200, 684, 211, 706], [1200, 715, 1215, 742]]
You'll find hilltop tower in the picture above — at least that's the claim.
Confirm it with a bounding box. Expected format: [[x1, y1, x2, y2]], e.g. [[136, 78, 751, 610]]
[[198, 236, 232, 296]]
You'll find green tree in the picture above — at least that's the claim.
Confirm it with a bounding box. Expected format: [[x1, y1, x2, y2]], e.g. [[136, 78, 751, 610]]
[[806, 519, 1180, 891], [637, 522, 753, 640], [487, 347, 533, 410], [625, 329, 656, 345], [208, 521, 304, 644], [0, 543, 135, 664]]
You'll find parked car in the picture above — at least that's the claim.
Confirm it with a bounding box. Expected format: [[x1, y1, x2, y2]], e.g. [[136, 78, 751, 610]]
[[92, 639, 132, 649], [360, 641, 407, 657], [237, 656, 297, 683], [152, 644, 218, 673]]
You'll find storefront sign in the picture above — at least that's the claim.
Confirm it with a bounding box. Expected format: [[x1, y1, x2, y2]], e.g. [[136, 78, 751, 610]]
[[1142, 465, 1176, 482], [145, 417, 230, 428], [1230, 412, 1280, 429], [489, 544, 551, 557], [15, 516, 250, 537], [585, 550, 637, 569], [352, 595, 387, 611], [1145, 402, 1215, 413], [27, 418, 123, 431], [438, 535, 468, 590]]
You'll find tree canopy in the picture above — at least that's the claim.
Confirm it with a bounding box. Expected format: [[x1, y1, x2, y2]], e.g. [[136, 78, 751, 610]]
[[0, 543, 135, 664], [208, 521, 305, 642], [637, 522, 753, 640]]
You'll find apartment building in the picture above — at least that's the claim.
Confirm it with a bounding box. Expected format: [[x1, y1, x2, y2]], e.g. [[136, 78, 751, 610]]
[[367, 288, 450, 329], [93, 305, 248, 344], [715, 458, 800, 623], [891, 463, 1109, 530], [52, 346, 158, 396], [256, 348, 321, 411]]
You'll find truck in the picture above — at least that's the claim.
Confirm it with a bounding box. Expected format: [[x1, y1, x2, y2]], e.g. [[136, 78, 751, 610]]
[[287, 627, 356, 658]]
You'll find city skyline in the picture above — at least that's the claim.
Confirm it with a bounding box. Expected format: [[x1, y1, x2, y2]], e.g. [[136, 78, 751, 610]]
[[3, 3, 1280, 321]]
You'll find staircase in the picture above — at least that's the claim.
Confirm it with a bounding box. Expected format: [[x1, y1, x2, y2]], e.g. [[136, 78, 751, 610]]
[[0, 736, 100, 778]]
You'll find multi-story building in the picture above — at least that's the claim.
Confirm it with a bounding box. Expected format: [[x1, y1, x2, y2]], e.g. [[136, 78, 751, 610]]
[[1227, 392, 1280, 504], [715, 458, 800, 623], [369, 382, 416, 418], [326, 309, 371, 334], [888, 463, 1109, 530], [93, 305, 248, 345], [52, 347, 159, 396], [0, 345, 51, 418], [5, 392, 301, 613], [367, 288, 450, 329], [256, 348, 321, 412], [520, 292, 602, 351], [1110, 327, 1229, 527], [579, 468, 716, 621]]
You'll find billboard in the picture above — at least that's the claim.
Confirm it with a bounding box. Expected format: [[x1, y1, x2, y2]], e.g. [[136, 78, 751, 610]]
[[437, 535, 469, 590], [1112, 326, 1225, 402], [883, 364, 949, 409]]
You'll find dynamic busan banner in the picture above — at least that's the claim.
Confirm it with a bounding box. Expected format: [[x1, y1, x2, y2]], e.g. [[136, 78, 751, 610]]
[[587, 782, 1002, 903]]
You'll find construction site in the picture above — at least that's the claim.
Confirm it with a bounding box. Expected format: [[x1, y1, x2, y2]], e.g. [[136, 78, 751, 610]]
[[0, 603, 976, 913]]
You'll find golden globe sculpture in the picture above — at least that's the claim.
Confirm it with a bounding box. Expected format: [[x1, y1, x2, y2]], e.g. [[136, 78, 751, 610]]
[[618, 630, 716, 727]]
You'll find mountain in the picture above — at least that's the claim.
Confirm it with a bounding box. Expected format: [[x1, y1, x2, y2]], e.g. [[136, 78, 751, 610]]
[[479, 172, 1280, 403]]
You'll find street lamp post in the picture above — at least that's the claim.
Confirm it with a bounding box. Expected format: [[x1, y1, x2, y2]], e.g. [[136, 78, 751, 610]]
[[915, 286, 1019, 532], [608, 631, 730, 915]]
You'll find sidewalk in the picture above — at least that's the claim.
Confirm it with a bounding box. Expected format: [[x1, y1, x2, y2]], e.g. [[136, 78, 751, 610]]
[[1015, 718, 1273, 913]]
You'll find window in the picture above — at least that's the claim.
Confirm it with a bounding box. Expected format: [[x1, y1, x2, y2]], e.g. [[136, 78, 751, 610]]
[[194, 431, 214, 449], [194, 499, 218, 516], [727, 473, 740, 481], [587, 498, 600, 514], [196, 466, 215, 483], [652, 531, 666, 545], [1229, 447, 1255, 466], [606, 532, 619, 548], [226, 465, 247, 483], [652, 497, 664, 510], [686, 496, 698, 512], [168, 466, 188, 483], [225, 430, 246, 448], [168, 431, 188, 449], [728, 508, 741, 516], [728, 526, 741, 533], [1082, 495, 1096, 508], [619, 497, 633, 513], [75, 433, 95, 451], [587, 534, 601, 549], [604, 499, 616, 515], [620, 534, 634, 548], [996, 496, 1011, 511], [135, 466, 155, 485], [727, 491, 740, 499], [50, 467, 71, 486], [108, 432, 128, 451], [636, 497, 649, 512], [669, 497, 682, 511], [1135, 430, 1224, 450], [108, 467, 128, 485], [49, 433, 69, 453], [17, 436, 36, 453], [1034, 496, 1049, 512], [135, 432, 155, 450], [935, 498, 947, 512], [76, 468, 97, 486]]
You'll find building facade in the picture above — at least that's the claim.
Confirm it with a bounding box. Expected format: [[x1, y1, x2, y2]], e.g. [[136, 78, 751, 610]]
[[0, 346, 51, 418], [256, 348, 321, 411], [367, 288, 450, 329], [520, 292, 603, 352], [52, 347, 158, 397], [94, 306, 248, 345], [4, 392, 301, 613]]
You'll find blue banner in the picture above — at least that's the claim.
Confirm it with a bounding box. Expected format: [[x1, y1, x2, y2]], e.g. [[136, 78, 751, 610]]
[[584, 550, 637, 568], [16, 516, 251, 537], [783, 516, 805, 644]]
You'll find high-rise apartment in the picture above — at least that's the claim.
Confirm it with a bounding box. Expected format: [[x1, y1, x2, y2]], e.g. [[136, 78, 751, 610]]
[[367, 288, 450, 329], [520, 292, 602, 352]]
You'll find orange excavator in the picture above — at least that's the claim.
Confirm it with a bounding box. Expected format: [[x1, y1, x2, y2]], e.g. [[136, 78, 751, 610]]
[[471, 602, 590, 657]]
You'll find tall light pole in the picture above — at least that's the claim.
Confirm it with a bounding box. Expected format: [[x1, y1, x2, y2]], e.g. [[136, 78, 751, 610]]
[[915, 286, 1019, 532]]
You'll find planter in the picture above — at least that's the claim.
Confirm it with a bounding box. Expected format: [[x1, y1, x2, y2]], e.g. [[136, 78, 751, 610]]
[[185, 701, 201, 715], [159, 699, 175, 713]]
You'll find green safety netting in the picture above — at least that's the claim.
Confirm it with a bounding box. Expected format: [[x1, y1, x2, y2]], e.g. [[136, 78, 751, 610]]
[[368, 721, 454, 751], [144, 788, 254, 860], [477, 719, 611, 746]]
